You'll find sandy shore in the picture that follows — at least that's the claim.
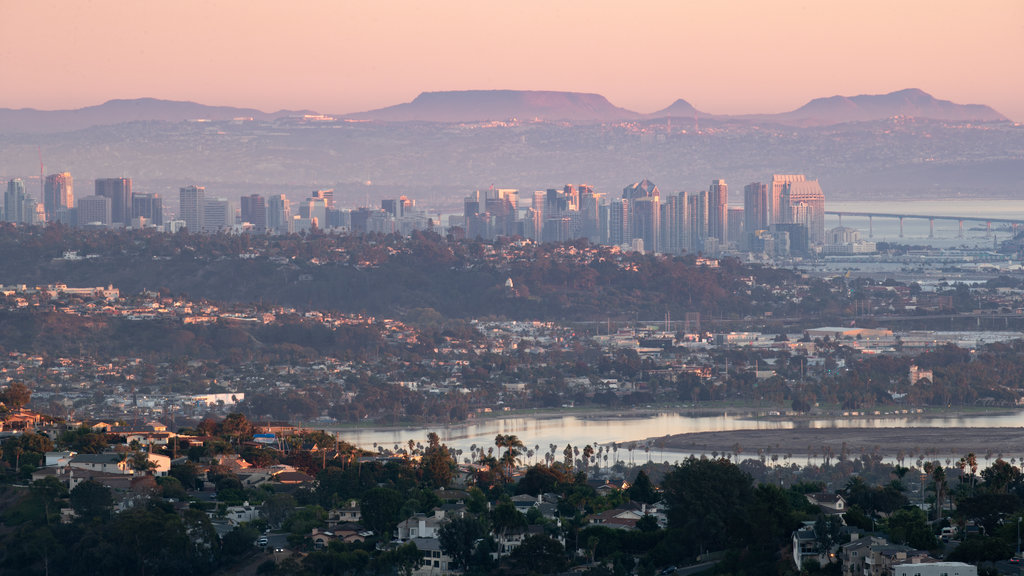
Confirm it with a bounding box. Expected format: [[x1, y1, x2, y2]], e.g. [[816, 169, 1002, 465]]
[[655, 427, 1024, 460]]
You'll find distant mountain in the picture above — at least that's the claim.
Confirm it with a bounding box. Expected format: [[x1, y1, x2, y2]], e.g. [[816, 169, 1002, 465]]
[[345, 90, 641, 123], [0, 90, 1007, 134], [646, 98, 712, 119], [0, 98, 314, 134], [766, 88, 1008, 126]]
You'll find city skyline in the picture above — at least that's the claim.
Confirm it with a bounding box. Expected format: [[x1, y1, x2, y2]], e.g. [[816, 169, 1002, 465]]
[[1, 1, 1021, 121]]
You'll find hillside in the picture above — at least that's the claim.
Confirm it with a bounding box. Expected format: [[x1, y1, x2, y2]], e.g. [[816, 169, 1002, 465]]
[[345, 90, 641, 123]]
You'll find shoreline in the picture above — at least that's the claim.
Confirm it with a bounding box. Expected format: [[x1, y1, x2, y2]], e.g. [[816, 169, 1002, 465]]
[[648, 426, 1024, 460], [313, 403, 1021, 434]]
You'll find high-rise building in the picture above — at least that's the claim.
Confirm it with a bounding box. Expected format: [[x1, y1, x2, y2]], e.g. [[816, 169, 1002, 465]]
[[240, 194, 267, 232], [203, 198, 231, 232], [631, 196, 661, 254], [267, 194, 291, 234], [77, 195, 112, 226], [607, 198, 630, 246], [132, 193, 163, 226], [770, 174, 805, 225], [743, 182, 770, 244], [707, 179, 728, 244], [621, 179, 661, 253], [94, 178, 132, 225], [178, 185, 205, 232], [784, 180, 826, 244], [660, 191, 689, 255], [4, 179, 33, 224], [688, 189, 708, 250], [44, 172, 73, 222]]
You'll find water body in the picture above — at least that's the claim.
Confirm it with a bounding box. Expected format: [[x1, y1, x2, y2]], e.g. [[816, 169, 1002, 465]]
[[827, 199, 1024, 249], [331, 408, 1024, 464]]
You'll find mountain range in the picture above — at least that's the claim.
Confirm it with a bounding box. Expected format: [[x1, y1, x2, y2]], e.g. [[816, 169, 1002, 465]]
[[0, 89, 1007, 133]]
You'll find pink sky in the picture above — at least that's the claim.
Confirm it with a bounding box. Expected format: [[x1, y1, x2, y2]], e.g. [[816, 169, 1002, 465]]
[[2, 0, 1022, 120]]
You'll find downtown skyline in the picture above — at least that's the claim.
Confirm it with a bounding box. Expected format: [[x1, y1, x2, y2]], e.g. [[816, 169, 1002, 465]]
[[1, 0, 1022, 122]]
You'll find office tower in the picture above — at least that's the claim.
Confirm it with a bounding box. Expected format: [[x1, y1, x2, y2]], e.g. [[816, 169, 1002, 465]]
[[728, 207, 744, 247], [577, 186, 601, 241], [240, 194, 267, 232], [769, 174, 805, 225], [707, 179, 728, 244], [132, 193, 163, 226], [267, 194, 291, 233], [743, 182, 770, 246], [784, 180, 826, 244], [77, 195, 112, 226], [607, 198, 630, 246], [688, 189, 708, 250], [660, 191, 689, 255], [621, 179, 660, 253], [485, 188, 517, 238], [528, 191, 544, 240], [4, 179, 31, 224], [178, 185, 205, 232], [44, 172, 73, 222], [203, 198, 231, 232], [310, 189, 335, 208], [631, 196, 660, 254], [94, 178, 132, 225]]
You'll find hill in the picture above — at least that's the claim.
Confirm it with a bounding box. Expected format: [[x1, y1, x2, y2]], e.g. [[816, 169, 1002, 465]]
[[766, 88, 1008, 126], [344, 90, 641, 123], [0, 98, 313, 133]]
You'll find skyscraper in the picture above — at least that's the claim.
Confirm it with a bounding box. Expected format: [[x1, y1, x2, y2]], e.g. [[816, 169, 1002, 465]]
[[203, 197, 231, 232], [688, 189, 708, 250], [179, 185, 205, 232], [95, 178, 132, 225], [660, 191, 689, 255], [131, 193, 163, 226], [267, 194, 291, 234], [743, 182, 769, 249], [44, 172, 73, 223], [77, 195, 112, 226], [770, 174, 805, 225], [4, 179, 32, 224], [783, 180, 826, 244], [240, 194, 267, 233], [707, 179, 728, 244], [621, 179, 661, 253]]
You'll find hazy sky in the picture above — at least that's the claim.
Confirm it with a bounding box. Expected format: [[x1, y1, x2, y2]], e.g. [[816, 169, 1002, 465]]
[[2, 0, 1022, 120]]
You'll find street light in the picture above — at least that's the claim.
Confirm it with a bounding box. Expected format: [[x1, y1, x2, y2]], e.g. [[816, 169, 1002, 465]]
[[1017, 516, 1021, 558]]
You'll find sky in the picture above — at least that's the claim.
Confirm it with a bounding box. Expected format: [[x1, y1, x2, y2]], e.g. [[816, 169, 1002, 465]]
[[1, 0, 1022, 120]]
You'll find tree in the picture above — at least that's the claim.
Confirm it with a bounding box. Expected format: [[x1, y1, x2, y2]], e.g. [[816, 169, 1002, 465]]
[[508, 534, 567, 573], [886, 507, 936, 549], [629, 470, 658, 505], [421, 441, 455, 488], [262, 493, 298, 529], [439, 515, 487, 571], [2, 381, 32, 409], [662, 457, 754, 556], [70, 480, 113, 522], [360, 486, 405, 536]]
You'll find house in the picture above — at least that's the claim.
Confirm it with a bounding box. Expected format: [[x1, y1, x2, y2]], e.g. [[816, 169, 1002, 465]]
[[396, 510, 448, 541], [69, 453, 131, 475], [273, 470, 314, 485], [807, 492, 847, 514], [328, 500, 362, 528], [892, 562, 976, 576], [411, 537, 456, 575], [840, 536, 934, 576], [225, 501, 261, 525], [586, 505, 646, 530]]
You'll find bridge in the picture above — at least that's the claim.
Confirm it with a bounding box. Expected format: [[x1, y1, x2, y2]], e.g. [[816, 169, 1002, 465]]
[[825, 210, 1024, 238]]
